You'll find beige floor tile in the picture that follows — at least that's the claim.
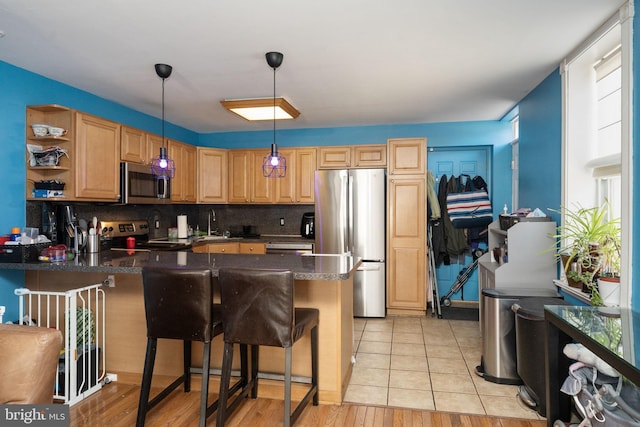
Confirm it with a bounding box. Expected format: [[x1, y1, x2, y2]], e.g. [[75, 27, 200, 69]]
[[451, 325, 482, 339], [472, 374, 519, 397], [390, 354, 429, 372], [388, 388, 435, 410], [464, 357, 484, 375], [459, 345, 482, 362], [391, 342, 426, 357], [389, 369, 431, 390], [364, 320, 394, 333], [456, 335, 482, 349], [424, 332, 458, 346], [428, 356, 470, 375], [358, 340, 392, 355], [344, 384, 388, 406], [479, 394, 540, 419], [349, 366, 390, 387], [393, 323, 423, 334], [425, 344, 463, 360], [354, 352, 391, 369], [362, 330, 392, 342], [433, 391, 485, 415], [354, 318, 366, 331], [392, 332, 424, 344], [430, 372, 476, 393]]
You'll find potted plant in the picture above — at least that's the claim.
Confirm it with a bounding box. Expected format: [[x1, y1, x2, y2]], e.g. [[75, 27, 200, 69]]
[[552, 201, 621, 305]]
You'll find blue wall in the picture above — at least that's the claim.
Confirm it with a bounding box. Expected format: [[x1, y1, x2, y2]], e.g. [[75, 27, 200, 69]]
[[518, 70, 562, 224]]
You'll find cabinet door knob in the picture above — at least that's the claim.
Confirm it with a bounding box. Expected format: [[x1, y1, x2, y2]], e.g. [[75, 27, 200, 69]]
[[221, 248, 225, 252]]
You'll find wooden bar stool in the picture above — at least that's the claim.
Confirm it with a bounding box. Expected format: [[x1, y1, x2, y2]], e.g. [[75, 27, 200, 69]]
[[137, 266, 248, 427], [216, 268, 319, 427]]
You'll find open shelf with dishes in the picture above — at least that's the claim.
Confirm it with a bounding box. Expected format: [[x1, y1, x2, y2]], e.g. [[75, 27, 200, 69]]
[[26, 105, 74, 201]]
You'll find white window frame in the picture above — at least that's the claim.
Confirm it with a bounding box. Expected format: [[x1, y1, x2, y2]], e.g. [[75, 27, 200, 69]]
[[560, 2, 633, 307]]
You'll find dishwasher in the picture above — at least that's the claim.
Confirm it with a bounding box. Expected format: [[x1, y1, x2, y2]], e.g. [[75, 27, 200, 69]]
[[265, 241, 314, 255]]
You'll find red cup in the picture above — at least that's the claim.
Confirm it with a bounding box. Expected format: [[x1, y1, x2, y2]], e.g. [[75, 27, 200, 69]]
[[126, 237, 136, 249]]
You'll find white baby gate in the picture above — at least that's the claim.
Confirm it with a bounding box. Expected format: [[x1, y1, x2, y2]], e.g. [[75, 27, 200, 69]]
[[15, 283, 106, 406]]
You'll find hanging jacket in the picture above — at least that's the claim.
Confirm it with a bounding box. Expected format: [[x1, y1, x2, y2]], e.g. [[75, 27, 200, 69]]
[[444, 175, 470, 258], [431, 175, 449, 265]]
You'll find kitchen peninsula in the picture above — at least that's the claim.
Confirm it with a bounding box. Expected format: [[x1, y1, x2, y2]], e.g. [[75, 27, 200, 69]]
[[0, 251, 359, 405]]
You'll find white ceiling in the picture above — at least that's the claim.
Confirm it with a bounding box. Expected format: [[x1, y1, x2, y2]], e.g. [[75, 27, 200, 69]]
[[0, 0, 626, 133]]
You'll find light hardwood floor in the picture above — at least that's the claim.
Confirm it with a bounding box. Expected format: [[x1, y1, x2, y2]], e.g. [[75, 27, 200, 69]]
[[69, 381, 546, 427]]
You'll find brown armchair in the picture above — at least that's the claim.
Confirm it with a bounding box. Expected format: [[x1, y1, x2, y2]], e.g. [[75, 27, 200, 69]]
[[0, 324, 63, 404]]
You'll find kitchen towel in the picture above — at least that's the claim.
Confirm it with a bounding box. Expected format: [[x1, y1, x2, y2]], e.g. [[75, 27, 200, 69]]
[[177, 215, 188, 239]]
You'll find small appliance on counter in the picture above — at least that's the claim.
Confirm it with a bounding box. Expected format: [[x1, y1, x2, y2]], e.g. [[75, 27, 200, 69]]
[[301, 212, 314, 238]]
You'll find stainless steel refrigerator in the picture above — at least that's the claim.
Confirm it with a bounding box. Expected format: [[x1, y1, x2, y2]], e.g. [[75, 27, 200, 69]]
[[315, 169, 386, 317]]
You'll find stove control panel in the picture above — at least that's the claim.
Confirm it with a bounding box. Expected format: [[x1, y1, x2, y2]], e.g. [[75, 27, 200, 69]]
[[100, 220, 149, 238]]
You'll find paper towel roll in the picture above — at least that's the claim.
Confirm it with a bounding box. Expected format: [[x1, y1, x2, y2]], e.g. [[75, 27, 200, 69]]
[[177, 215, 188, 238]]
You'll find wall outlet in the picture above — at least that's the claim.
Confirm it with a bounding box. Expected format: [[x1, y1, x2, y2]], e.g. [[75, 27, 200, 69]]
[[105, 373, 118, 383], [154, 219, 160, 229], [280, 218, 285, 226], [104, 275, 115, 287], [0, 305, 5, 323]]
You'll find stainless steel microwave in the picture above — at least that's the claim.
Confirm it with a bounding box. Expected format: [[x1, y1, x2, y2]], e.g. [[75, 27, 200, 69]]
[[119, 162, 171, 204]]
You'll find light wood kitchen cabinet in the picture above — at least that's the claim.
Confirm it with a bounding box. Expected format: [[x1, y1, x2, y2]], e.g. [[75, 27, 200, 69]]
[[25, 105, 74, 201], [318, 146, 351, 169], [239, 242, 266, 254], [197, 147, 228, 203], [75, 112, 121, 201], [120, 125, 147, 164], [228, 150, 251, 203], [274, 148, 316, 204], [387, 138, 426, 175], [192, 242, 240, 253], [318, 144, 387, 169], [352, 144, 386, 168], [121, 126, 166, 165], [146, 134, 164, 165], [386, 137, 427, 312], [228, 149, 274, 203], [250, 149, 274, 203], [168, 140, 197, 203]]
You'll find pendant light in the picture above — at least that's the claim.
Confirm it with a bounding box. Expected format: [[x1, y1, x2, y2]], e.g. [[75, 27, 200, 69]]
[[262, 51, 287, 178], [150, 63, 176, 189]]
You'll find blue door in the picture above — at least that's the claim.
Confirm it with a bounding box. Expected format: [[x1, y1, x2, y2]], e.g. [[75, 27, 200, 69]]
[[428, 146, 492, 303]]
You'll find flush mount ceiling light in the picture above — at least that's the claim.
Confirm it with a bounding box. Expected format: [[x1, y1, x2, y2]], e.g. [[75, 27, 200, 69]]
[[220, 97, 300, 121], [150, 63, 176, 187]]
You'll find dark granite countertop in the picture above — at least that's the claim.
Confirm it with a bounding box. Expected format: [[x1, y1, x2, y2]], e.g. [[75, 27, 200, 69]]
[[0, 250, 359, 280]]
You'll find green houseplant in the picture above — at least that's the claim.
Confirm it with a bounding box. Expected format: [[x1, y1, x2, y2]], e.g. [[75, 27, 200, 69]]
[[552, 201, 621, 305]]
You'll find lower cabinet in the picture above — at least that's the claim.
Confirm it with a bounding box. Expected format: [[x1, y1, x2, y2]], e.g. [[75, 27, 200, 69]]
[[192, 242, 266, 254]]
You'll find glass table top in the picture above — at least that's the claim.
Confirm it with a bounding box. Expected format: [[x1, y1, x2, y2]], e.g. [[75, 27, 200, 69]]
[[545, 305, 640, 373]]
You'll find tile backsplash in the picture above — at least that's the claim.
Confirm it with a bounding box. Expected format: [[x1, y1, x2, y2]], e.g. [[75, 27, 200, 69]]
[[27, 201, 313, 240]]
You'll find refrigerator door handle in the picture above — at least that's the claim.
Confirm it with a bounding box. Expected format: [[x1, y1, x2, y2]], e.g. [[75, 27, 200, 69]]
[[357, 263, 384, 271], [347, 172, 354, 254]]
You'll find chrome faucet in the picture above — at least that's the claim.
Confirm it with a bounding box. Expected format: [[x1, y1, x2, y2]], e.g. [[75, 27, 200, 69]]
[[207, 209, 217, 236]]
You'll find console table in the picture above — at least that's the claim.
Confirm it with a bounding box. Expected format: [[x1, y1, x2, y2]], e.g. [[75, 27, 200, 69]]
[[545, 305, 640, 426]]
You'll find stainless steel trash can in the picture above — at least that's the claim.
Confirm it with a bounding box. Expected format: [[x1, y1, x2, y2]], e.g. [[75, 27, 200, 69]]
[[513, 296, 570, 417], [479, 288, 561, 384]]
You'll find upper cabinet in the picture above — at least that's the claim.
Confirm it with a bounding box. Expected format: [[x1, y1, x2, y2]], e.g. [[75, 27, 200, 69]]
[[352, 145, 387, 168], [197, 147, 228, 203], [274, 148, 316, 204], [120, 125, 147, 164], [74, 112, 121, 201], [168, 139, 197, 203], [318, 145, 386, 169], [120, 125, 165, 165], [228, 148, 316, 204], [26, 105, 74, 201], [387, 138, 426, 175]]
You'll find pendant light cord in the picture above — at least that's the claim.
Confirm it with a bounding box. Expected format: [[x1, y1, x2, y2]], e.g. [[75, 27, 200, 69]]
[[273, 64, 276, 147], [162, 77, 166, 150]]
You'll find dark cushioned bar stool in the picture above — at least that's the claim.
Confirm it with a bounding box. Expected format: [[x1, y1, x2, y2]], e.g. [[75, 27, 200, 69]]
[[216, 268, 319, 427], [137, 266, 248, 427]]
